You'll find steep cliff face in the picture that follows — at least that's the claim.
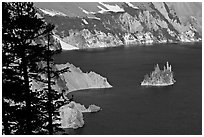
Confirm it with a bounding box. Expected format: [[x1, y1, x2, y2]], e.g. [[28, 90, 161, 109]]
[[55, 63, 112, 92], [35, 2, 202, 50], [31, 62, 112, 94]]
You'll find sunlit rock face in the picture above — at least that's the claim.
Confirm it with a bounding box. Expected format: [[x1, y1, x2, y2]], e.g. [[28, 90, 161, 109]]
[[62, 29, 123, 49], [31, 62, 112, 94], [59, 102, 85, 129], [57, 101, 101, 129], [55, 63, 112, 93], [35, 2, 202, 50]]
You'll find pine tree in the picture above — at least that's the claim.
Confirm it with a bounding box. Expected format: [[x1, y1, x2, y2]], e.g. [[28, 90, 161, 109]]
[[2, 2, 57, 134], [46, 24, 55, 135], [2, 2, 69, 134]]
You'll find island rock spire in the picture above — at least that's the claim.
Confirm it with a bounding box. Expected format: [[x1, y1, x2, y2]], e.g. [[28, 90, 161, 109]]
[[141, 62, 176, 86]]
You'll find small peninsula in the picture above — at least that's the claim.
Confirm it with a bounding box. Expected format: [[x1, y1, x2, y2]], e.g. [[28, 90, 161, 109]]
[[31, 62, 112, 94]]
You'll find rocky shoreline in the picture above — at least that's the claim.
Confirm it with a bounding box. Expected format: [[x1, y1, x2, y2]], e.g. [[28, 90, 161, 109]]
[[37, 2, 202, 51], [53, 33, 202, 50], [141, 81, 174, 87], [30, 62, 110, 131]]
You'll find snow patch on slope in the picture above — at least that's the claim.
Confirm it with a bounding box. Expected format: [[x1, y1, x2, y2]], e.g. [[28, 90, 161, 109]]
[[39, 8, 67, 16], [125, 2, 139, 9], [97, 5, 108, 13], [98, 2, 125, 13], [87, 16, 101, 20], [53, 35, 79, 50], [82, 18, 89, 24], [79, 7, 95, 15]]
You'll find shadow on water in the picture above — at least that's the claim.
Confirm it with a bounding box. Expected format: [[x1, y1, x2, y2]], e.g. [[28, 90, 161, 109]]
[[141, 86, 174, 94]]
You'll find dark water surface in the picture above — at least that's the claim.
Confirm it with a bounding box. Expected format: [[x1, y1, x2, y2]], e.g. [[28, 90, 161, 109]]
[[53, 43, 202, 135]]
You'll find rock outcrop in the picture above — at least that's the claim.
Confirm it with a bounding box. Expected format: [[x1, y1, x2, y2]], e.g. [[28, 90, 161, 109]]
[[58, 102, 84, 129], [31, 62, 112, 94], [57, 101, 101, 129], [55, 63, 112, 93], [35, 2, 202, 50]]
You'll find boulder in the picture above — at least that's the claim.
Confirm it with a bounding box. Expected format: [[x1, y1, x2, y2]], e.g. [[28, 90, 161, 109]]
[[58, 101, 101, 129], [59, 102, 84, 129]]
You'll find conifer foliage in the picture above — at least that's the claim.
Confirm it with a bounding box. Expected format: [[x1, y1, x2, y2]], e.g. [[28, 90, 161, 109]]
[[2, 2, 63, 134]]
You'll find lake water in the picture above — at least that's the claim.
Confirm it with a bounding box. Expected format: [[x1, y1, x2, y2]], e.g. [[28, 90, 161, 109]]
[[53, 43, 202, 135]]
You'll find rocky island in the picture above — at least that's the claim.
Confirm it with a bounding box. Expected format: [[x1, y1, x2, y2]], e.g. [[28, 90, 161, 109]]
[[141, 62, 176, 86]]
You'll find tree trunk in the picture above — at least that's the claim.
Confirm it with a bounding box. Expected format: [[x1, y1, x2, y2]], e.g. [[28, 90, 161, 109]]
[[47, 33, 53, 135], [21, 49, 32, 134]]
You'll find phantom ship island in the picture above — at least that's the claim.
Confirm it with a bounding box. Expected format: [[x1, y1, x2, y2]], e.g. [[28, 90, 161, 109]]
[[141, 62, 176, 86]]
